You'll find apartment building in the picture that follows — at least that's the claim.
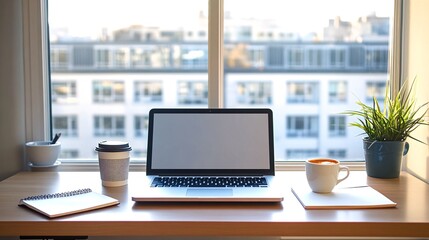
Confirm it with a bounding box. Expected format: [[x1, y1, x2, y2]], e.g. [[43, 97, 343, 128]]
[[50, 40, 388, 161]]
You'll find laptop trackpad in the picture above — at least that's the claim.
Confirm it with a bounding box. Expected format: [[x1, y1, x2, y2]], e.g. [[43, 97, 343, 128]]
[[186, 189, 233, 197]]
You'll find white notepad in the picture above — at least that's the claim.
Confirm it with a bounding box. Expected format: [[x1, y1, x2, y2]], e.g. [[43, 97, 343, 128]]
[[291, 185, 397, 209], [19, 188, 119, 218]]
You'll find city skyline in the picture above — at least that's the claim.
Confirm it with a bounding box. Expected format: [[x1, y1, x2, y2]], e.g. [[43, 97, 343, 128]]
[[48, 0, 392, 41]]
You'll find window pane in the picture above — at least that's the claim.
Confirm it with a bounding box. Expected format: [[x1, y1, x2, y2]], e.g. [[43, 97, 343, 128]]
[[224, 0, 392, 161], [49, 0, 209, 161], [49, 0, 392, 162]]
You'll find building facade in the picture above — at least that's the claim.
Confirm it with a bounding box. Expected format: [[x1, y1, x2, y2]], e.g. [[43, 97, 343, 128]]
[[50, 41, 388, 161]]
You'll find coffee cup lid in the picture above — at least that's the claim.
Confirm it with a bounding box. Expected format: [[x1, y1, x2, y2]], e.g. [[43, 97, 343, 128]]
[[95, 141, 132, 152]]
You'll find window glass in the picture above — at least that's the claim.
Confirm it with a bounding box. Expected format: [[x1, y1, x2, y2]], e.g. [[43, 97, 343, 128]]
[[49, 0, 392, 162], [236, 82, 272, 105], [93, 80, 125, 103], [53, 115, 78, 137], [329, 81, 347, 103], [49, 0, 209, 160], [52, 81, 77, 103], [224, 0, 392, 161], [134, 81, 163, 103]]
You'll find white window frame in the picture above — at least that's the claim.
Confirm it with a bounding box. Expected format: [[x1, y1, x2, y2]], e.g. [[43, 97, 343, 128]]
[[23, 0, 51, 144], [24, 0, 403, 171]]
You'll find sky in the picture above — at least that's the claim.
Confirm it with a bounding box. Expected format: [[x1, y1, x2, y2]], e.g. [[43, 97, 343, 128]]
[[48, 0, 393, 40]]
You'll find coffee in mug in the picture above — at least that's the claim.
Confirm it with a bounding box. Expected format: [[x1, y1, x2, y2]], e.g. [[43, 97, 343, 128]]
[[96, 141, 132, 187], [305, 158, 349, 193]]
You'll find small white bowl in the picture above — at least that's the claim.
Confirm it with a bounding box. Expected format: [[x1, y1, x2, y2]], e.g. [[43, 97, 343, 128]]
[[25, 141, 61, 166]]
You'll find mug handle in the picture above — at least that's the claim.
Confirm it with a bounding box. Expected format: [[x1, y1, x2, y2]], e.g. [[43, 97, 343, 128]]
[[337, 166, 350, 184]]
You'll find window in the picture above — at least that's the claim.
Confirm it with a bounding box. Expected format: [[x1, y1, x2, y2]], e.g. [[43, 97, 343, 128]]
[[307, 48, 323, 68], [60, 150, 79, 159], [53, 116, 78, 137], [287, 116, 319, 138], [50, 46, 70, 69], [366, 81, 386, 102], [223, 0, 393, 162], [178, 81, 208, 105], [95, 48, 111, 68], [113, 48, 130, 68], [130, 46, 154, 68], [287, 149, 319, 159], [132, 150, 147, 158], [134, 115, 149, 137], [95, 46, 132, 69], [52, 81, 77, 103], [266, 46, 284, 67], [329, 115, 346, 137], [94, 115, 125, 137], [349, 46, 365, 68], [329, 81, 347, 103], [181, 46, 208, 68], [366, 46, 388, 70], [72, 46, 94, 68], [134, 81, 163, 103], [286, 47, 304, 68], [246, 46, 265, 68], [235, 82, 271, 105], [287, 82, 319, 103], [329, 48, 346, 68], [47, 0, 394, 162], [328, 149, 347, 158], [93, 80, 125, 103], [225, 44, 253, 68]]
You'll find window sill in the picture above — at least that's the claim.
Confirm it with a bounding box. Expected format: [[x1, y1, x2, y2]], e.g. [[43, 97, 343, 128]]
[[53, 160, 366, 172]]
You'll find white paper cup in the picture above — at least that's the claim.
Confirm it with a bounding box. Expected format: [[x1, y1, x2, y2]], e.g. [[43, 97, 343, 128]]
[[25, 141, 61, 166], [96, 141, 132, 187]]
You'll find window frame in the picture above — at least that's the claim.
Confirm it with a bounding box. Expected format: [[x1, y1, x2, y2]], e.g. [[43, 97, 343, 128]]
[[24, 0, 403, 171]]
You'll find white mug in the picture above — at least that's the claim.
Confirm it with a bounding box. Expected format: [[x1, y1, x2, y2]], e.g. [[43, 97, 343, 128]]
[[305, 158, 350, 193]]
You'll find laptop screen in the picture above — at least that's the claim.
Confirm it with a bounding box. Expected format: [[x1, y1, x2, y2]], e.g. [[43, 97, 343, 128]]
[[146, 108, 274, 176]]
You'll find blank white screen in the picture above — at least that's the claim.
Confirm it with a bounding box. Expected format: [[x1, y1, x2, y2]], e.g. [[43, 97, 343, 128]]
[[151, 113, 270, 170]]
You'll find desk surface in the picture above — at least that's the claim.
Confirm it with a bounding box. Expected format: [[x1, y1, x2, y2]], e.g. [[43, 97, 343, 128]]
[[0, 171, 428, 237]]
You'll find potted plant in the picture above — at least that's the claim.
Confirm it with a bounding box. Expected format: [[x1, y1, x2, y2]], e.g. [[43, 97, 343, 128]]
[[343, 78, 428, 178]]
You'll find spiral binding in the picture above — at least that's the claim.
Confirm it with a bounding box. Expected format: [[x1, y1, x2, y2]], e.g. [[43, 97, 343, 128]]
[[21, 188, 92, 201]]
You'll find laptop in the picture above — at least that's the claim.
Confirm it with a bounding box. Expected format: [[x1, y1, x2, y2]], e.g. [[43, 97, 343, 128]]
[[131, 108, 284, 202]]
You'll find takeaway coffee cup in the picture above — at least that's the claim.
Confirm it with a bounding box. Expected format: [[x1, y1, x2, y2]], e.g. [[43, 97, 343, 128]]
[[305, 158, 350, 193], [95, 141, 132, 187]]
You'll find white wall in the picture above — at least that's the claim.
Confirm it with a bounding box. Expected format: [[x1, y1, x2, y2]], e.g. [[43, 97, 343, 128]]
[[403, 0, 429, 183]]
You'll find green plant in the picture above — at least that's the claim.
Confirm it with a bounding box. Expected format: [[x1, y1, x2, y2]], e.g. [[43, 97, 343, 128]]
[[343, 78, 429, 143]]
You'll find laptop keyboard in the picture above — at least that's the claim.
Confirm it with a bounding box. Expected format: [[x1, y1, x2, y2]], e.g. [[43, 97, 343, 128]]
[[151, 176, 268, 188]]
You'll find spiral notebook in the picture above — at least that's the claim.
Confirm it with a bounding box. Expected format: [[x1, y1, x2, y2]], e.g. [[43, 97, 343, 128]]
[[18, 188, 120, 218]]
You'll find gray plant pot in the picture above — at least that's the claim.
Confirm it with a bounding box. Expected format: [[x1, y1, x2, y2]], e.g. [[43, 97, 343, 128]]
[[363, 138, 409, 179]]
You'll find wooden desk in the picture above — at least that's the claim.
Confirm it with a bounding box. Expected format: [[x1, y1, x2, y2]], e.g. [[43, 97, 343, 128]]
[[0, 171, 428, 238]]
